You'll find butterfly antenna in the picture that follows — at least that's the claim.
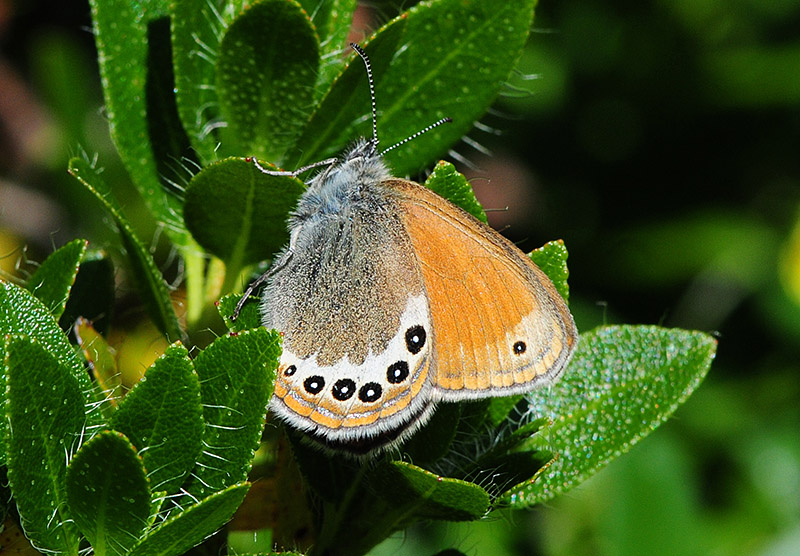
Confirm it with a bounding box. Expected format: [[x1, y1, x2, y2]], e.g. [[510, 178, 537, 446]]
[[350, 43, 379, 152], [379, 117, 453, 157], [350, 43, 452, 157]]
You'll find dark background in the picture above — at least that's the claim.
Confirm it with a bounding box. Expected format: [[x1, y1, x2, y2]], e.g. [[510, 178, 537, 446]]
[[2, 0, 799, 554]]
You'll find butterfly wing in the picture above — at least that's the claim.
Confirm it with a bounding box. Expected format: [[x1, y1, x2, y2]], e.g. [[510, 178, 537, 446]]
[[386, 178, 578, 401], [261, 196, 436, 454]]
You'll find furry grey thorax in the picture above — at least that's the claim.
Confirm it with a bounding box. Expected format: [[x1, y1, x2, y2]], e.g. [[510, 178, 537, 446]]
[[290, 138, 391, 229]]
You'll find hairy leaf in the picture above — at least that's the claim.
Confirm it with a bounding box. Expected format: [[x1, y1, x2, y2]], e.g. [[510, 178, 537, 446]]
[[25, 239, 87, 321], [504, 325, 717, 507], [184, 157, 304, 271], [5, 336, 85, 554], [129, 483, 250, 556], [111, 343, 204, 494], [66, 431, 151, 555], [68, 158, 182, 342], [216, 0, 318, 161], [182, 329, 280, 500]]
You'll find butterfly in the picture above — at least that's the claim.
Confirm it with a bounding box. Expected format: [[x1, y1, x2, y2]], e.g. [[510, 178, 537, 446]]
[[236, 43, 577, 456]]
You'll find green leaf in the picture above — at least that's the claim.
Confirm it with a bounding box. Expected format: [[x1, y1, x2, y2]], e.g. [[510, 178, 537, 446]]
[[0, 280, 99, 421], [171, 0, 247, 164], [474, 418, 548, 466], [129, 483, 250, 556], [486, 395, 524, 427], [503, 325, 717, 507], [60, 250, 115, 335], [378, 0, 536, 175], [4, 336, 85, 555], [218, 292, 262, 332], [111, 343, 204, 494], [433, 406, 550, 496], [290, 0, 537, 176], [66, 431, 151, 556], [529, 239, 571, 303], [89, 0, 193, 246], [427, 399, 491, 468], [68, 157, 183, 342], [423, 161, 487, 222], [216, 0, 319, 161], [379, 461, 490, 522], [26, 239, 87, 321], [183, 329, 280, 500], [483, 450, 553, 500], [183, 157, 304, 273], [286, 15, 405, 168], [465, 418, 551, 498], [300, 0, 357, 94]]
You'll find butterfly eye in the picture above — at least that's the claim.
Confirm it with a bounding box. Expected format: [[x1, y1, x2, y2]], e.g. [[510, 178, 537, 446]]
[[513, 341, 527, 355], [387, 361, 409, 384], [358, 382, 382, 403], [332, 378, 356, 401], [405, 325, 426, 354], [304, 375, 325, 394]]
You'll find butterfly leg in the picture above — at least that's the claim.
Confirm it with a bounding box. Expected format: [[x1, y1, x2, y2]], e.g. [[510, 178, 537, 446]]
[[231, 249, 294, 321]]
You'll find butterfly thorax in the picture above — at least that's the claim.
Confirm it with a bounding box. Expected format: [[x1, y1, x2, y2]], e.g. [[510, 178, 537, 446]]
[[290, 139, 391, 229]]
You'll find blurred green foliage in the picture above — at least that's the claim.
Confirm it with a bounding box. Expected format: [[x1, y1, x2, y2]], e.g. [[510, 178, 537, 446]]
[[1, 0, 799, 555]]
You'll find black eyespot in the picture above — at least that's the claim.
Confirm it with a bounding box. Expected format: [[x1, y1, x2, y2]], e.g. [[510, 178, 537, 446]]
[[387, 361, 410, 384], [513, 341, 527, 355], [405, 325, 426, 354], [358, 382, 382, 403], [332, 378, 356, 401], [304, 375, 325, 394], [284, 365, 297, 376]]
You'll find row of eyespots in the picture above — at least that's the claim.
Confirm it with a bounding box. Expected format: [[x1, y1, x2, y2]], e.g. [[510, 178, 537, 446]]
[[285, 324, 427, 404], [289, 352, 414, 403], [302, 375, 382, 403], [299, 359, 407, 404]]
